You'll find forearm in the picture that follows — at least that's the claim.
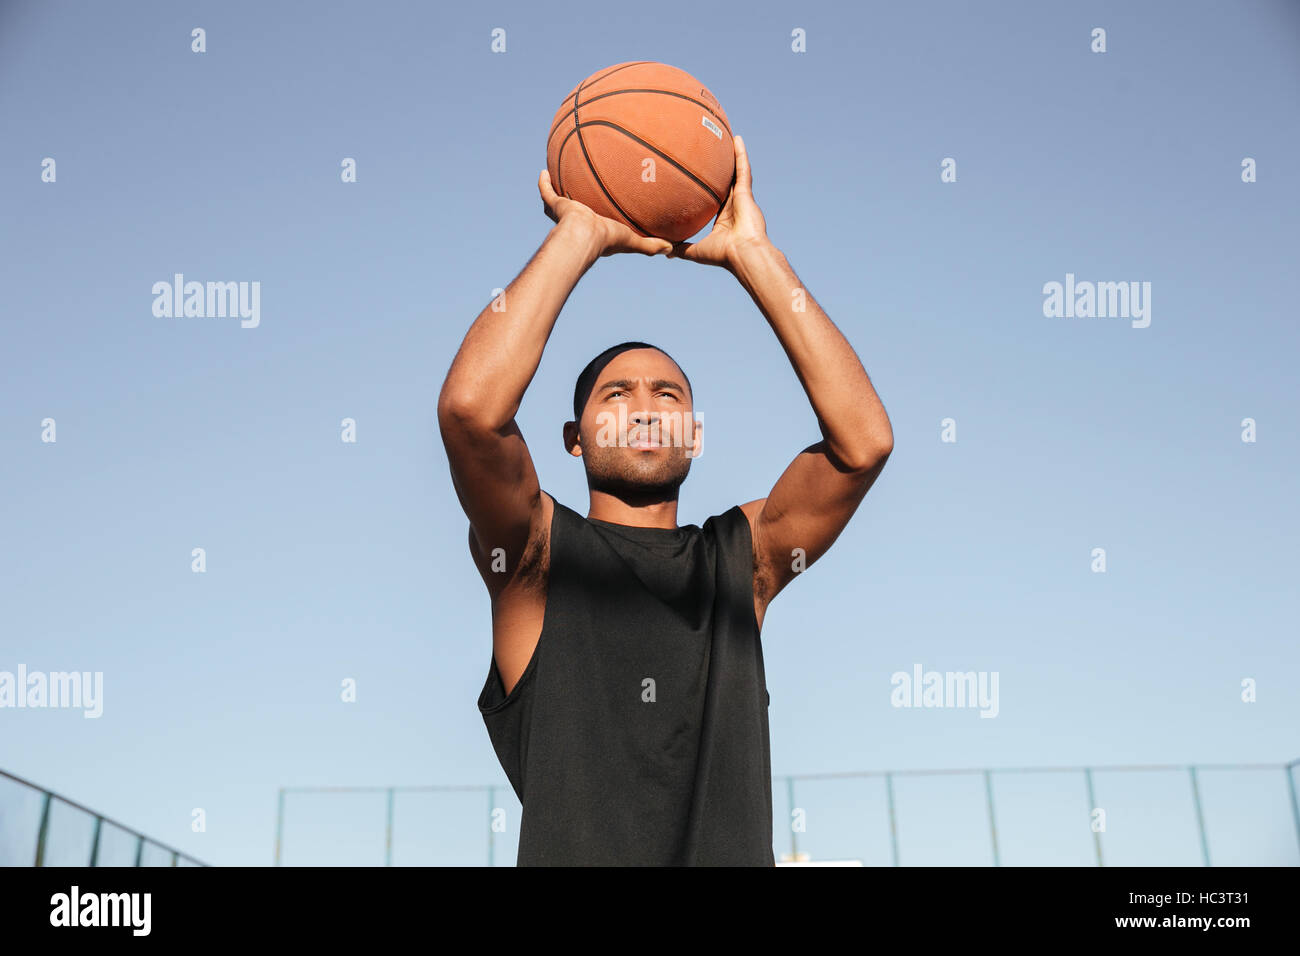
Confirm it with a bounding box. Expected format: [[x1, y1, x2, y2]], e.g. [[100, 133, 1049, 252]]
[[439, 218, 602, 429], [729, 240, 893, 468]]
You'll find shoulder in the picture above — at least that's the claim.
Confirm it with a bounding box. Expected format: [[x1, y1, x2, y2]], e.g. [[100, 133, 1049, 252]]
[[702, 499, 764, 537], [702, 499, 766, 556]]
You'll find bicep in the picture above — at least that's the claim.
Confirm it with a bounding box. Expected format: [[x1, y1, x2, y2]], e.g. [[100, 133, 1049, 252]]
[[747, 441, 887, 604], [439, 415, 545, 580]]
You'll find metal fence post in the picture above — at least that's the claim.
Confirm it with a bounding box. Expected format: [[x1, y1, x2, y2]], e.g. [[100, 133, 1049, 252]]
[[384, 787, 395, 867], [885, 772, 899, 867], [1084, 768, 1103, 867], [984, 770, 1000, 867], [1189, 766, 1211, 867], [89, 816, 103, 867], [1286, 761, 1300, 858], [34, 792, 52, 867], [274, 788, 285, 866], [487, 786, 496, 867], [786, 776, 798, 860]]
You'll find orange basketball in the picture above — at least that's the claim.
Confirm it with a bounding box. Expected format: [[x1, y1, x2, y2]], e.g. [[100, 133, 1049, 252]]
[[546, 61, 735, 243]]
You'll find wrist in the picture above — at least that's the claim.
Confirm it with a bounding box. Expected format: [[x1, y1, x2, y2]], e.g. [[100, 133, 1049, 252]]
[[552, 216, 604, 265], [726, 237, 781, 282]]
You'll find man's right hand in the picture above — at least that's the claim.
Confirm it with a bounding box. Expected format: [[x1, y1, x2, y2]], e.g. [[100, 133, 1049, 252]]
[[539, 170, 672, 258]]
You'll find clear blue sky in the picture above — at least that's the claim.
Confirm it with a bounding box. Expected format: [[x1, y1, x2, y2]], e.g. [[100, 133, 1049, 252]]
[[2, 0, 1296, 866]]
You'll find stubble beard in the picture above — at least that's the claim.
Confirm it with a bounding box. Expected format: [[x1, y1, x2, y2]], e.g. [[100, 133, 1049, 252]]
[[584, 444, 693, 504]]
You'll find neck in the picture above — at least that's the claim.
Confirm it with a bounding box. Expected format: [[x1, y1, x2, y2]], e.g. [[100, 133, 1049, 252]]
[[586, 488, 680, 528]]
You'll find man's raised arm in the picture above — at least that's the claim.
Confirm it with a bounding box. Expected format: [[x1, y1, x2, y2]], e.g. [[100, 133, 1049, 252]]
[[729, 236, 893, 619], [437, 172, 671, 587], [668, 136, 893, 624]]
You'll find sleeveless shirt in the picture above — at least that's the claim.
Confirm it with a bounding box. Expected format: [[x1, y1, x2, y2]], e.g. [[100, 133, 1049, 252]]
[[477, 494, 775, 866]]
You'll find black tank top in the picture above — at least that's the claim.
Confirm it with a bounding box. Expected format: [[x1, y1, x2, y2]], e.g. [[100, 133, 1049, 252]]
[[477, 493, 775, 866]]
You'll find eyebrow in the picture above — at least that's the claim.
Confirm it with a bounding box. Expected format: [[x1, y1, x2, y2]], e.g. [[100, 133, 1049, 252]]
[[596, 378, 686, 395]]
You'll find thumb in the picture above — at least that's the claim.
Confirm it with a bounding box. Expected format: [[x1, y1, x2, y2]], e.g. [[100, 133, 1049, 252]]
[[538, 169, 558, 203], [638, 237, 673, 256]]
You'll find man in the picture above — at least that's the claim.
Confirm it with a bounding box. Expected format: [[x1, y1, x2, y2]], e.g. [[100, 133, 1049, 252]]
[[438, 135, 892, 866]]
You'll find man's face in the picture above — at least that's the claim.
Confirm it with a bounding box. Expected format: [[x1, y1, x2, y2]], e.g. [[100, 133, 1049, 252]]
[[567, 348, 701, 497]]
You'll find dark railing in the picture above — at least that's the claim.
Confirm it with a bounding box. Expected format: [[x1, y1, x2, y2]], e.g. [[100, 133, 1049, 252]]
[[0, 768, 205, 867]]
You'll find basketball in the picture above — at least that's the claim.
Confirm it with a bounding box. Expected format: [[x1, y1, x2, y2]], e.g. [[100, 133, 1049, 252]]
[[545, 61, 735, 243]]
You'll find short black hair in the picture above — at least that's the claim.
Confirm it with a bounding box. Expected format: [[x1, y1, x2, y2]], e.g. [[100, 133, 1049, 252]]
[[572, 341, 692, 422]]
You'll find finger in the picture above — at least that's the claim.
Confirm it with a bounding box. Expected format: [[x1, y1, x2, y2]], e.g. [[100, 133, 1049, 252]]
[[668, 240, 694, 260], [538, 169, 558, 204], [733, 134, 752, 193]]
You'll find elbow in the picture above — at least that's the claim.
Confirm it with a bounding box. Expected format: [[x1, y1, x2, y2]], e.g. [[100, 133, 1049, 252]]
[[438, 383, 515, 442], [437, 386, 490, 435], [436, 387, 468, 429], [842, 434, 892, 474]]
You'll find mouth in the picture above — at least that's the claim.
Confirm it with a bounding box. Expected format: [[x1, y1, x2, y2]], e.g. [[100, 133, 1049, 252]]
[[626, 432, 664, 449]]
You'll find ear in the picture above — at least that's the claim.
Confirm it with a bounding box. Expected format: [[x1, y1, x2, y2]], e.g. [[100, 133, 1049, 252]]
[[687, 416, 703, 459], [562, 420, 583, 457]]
